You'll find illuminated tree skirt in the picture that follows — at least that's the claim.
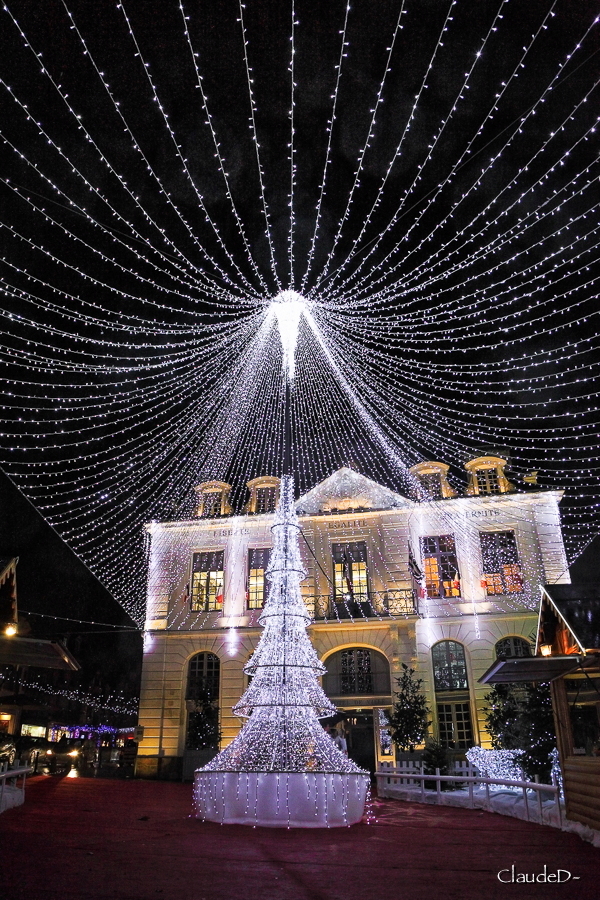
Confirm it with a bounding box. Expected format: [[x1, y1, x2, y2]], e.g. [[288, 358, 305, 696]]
[[193, 770, 369, 828]]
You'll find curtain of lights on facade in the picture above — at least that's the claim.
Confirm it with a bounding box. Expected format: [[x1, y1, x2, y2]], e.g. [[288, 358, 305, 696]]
[[0, 1, 599, 624]]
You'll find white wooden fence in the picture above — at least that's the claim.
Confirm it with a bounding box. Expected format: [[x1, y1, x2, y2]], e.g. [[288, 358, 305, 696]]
[[0, 762, 32, 813], [376, 763, 562, 826]]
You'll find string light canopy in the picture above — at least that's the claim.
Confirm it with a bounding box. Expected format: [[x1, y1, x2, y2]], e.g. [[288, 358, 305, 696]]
[[0, 0, 598, 624]]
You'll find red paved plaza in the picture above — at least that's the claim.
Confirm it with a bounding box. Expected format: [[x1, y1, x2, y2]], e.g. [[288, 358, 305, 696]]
[[1, 774, 598, 900]]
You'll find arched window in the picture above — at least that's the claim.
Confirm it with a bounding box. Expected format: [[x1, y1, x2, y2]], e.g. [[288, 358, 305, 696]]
[[186, 652, 220, 702], [432, 641, 473, 748], [323, 648, 390, 696], [432, 640, 468, 692], [186, 653, 220, 751], [495, 636, 532, 659]]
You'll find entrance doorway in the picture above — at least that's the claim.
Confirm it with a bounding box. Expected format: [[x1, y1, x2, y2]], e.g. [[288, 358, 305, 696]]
[[343, 712, 376, 773], [321, 710, 376, 773]]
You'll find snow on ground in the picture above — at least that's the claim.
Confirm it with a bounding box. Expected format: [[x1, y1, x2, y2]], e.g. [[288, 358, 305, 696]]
[[0, 783, 26, 814], [378, 784, 600, 847]]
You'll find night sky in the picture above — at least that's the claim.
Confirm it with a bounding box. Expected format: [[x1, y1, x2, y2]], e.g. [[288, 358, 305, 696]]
[[0, 0, 599, 620]]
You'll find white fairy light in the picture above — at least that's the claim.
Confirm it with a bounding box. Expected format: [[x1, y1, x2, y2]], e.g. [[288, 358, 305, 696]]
[[269, 290, 307, 381], [194, 475, 369, 826], [0, 0, 598, 622]]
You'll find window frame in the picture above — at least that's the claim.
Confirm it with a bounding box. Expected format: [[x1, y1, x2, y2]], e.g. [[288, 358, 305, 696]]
[[200, 491, 222, 517], [495, 636, 532, 659], [419, 471, 443, 499], [436, 701, 474, 749], [480, 530, 524, 596], [432, 640, 469, 692], [190, 550, 224, 612], [255, 486, 278, 514], [476, 467, 501, 494], [340, 648, 374, 695], [332, 542, 369, 605], [247, 547, 271, 610], [421, 534, 461, 598], [186, 651, 220, 702]]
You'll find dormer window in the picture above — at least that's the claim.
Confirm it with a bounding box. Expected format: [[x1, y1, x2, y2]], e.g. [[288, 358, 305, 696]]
[[202, 492, 222, 517], [256, 487, 278, 514], [464, 456, 514, 496], [245, 476, 281, 515], [476, 468, 500, 494], [194, 481, 232, 518], [420, 472, 443, 499], [409, 462, 456, 500]]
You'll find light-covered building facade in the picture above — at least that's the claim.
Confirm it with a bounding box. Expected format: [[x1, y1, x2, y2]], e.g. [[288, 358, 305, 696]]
[[136, 458, 570, 778]]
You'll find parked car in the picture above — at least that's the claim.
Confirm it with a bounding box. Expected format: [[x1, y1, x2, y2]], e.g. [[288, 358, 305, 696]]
[[16, 736, 55, 768], [0, 734, 17, 767], [12, 734, 87, 771]]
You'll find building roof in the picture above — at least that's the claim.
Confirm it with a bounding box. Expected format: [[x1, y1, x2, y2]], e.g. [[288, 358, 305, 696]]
[[478, 654, 593, 684], [0, 636, 80, 670], [0, 556, 17, 584], [295, 467, 408, 515], [542, 584, 600, 652]]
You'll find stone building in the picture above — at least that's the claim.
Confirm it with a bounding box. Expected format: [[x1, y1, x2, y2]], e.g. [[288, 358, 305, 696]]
[[136, 458, 569, 778]]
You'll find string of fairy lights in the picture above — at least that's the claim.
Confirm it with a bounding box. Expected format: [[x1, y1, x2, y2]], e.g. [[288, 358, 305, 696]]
[[0, 0, 599, 625]]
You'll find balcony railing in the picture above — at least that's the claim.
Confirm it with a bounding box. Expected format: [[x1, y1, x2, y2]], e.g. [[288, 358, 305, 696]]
[[312, 588, 417, 621]]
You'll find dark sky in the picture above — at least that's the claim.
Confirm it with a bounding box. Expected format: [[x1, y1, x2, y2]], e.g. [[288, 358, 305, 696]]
[[0, 0, 599, 619], [0, 465, 141, 690]]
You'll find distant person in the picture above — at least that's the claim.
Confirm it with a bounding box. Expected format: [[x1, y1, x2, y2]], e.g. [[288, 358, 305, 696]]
[[334, 731, 348, 755], [119, 738, 138, 777]]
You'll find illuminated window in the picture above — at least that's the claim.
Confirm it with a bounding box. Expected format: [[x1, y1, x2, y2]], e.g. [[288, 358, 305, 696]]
[[432, 640, 468, 692], [476, 468, 501, 494], [480, 531, 523, 595], [255, 487, 278, 514], [421, 535, 460, 598], [495, 636, 531, 659], [332, 542, 368, 603], [247, 548, 270, 609], [437, 702, 473, 749], [190, 551, 224, 611], [20, 724, 46, 738]]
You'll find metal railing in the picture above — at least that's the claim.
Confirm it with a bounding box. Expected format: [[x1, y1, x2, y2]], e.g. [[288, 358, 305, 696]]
[[312, 588, 417, 620], [0, 762, 32, 813], [376, 765, 562, 826]]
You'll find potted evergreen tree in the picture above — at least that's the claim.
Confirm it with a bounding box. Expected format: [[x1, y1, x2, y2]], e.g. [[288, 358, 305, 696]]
[[388, 663, 431, 752]]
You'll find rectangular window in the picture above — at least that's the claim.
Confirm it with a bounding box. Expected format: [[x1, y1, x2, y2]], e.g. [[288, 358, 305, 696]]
[[201, 492, 221, 518], [480, 531, 523, 595], [332, 542, 369, 603], [247, 548, 271, 609], [419, 472, 443, 499], [421, 535, 460, 598], [437, 702, 473, 749], [340, 648, 373, 694], [476, 468, 500, 494], [255, 487, 277, 514], [190, 551, 224, 611]]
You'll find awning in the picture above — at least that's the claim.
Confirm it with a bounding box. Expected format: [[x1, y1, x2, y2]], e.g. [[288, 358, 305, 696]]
[[478, 654, 592, 684], [0, 636, 80, 670]]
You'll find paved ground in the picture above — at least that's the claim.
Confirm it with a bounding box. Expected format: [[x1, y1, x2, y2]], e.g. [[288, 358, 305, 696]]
[[1, 774, 598, 900]]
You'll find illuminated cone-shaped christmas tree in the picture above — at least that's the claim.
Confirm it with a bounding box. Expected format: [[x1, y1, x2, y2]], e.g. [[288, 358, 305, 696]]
[[194, 473, 369, 826], [193, 293, 369, 827]]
